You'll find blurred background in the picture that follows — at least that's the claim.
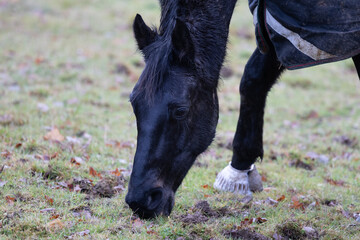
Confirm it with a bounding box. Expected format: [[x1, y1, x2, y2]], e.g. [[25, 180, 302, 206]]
[[0, 0, 359, 239]]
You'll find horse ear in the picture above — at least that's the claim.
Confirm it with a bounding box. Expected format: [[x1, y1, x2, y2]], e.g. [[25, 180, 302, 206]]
[[171, 19, 195, 63], [133, 14, 157, 51]]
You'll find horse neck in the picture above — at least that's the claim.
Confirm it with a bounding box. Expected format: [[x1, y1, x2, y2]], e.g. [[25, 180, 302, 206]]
[[159, 0, 238, 89]]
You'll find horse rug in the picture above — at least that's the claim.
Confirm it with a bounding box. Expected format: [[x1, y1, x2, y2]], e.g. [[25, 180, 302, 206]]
[[249, 0, 360, 69]]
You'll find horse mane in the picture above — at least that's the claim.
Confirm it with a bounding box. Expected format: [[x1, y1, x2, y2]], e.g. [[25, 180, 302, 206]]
[[132, 0, 237, 102]]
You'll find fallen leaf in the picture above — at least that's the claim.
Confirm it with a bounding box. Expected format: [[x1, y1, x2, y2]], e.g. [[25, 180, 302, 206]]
[[255, 217, 268, 224], [263, 187, 277, 192], [1, 150, 12, 159], [5, 195, 15, 204], [110, 168, 122, 177], [290, 196, 305, 210], [44, 128, 65, 142], [146, 230, 158, 235], [265, 197, 278, 206], [306, 152, 329, 165], [277, 195, 286, 202], [45, 195, 54, 205], [35, 57, 44, 65], [132, 218, 144, 228], [15, 143, 22, 148], [325, 178, 346, 187], [201, 184, 210, 189], [50, 152, 58, 159], [65, 229, 91, 239], [301, 110, 319, 120], [261, 173, 268, 182], [40, 208, 56, 213], [50, 214, 60, 220], [89, 167, 102, 178], [70, 157, 83, 166], [106, 140, 134, 149], [47, 219, 64, 231]]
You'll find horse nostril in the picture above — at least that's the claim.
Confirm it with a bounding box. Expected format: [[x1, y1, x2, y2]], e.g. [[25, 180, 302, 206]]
[[147, 188, 163, 210]]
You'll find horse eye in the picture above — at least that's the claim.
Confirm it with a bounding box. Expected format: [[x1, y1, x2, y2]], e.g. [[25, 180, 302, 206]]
[[172, 107, 189, 120]]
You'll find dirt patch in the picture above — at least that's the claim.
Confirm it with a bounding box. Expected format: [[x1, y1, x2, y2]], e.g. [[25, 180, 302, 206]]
[[275, 221, 306, 240], [43, 165, 63, 180], [334, 135, 358, 148], [223, 228, 270, 240], [178, 212, 208, 225], [178, 201, 234, 225], [71, 205, 93, 219], [289, 159, 313, 171], [322, 199, 338, 207], [72, 178, 93, 194], [193, 201, 230, 217], [91, 176, 125, 198]]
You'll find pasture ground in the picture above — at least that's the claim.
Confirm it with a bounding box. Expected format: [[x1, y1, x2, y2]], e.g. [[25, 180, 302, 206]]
[[0, 0, 359, 239]]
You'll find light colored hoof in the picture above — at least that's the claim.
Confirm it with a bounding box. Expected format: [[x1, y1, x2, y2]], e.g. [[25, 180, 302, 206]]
[[248, 165, 263, 192], [213, 163, 253, 195]]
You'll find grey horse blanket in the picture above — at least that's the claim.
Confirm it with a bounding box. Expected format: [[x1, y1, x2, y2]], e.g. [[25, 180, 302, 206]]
[[249, 0, 360, 69]]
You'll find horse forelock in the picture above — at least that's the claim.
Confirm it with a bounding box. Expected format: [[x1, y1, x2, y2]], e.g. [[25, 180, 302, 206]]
[[131, 1, 178, 103]]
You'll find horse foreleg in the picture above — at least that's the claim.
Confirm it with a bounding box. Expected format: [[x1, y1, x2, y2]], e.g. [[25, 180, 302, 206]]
[[214, 48, 284, 195], [352, 54, 360, 80]]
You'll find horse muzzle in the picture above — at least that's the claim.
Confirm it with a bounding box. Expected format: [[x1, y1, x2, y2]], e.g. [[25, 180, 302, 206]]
[[125, 187, 175, 218]]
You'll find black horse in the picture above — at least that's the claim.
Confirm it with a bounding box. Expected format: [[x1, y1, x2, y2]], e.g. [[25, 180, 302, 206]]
[[125, 0, 360, 218]]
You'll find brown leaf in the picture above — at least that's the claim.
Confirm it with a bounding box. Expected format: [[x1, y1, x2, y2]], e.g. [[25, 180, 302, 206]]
[[47, 219, 64, 231], [277, 195, 286, 202], [325, 178, 346, 187], [255, 217, 268, 224], [49, 214, 60, 220], [132, 218, 144, 228], [70, 157, 82, 166], [44, 128, 65, 142], [35, 57, 44, 65], [50, 152, 58, 159], [146, 230, 158, 235], [89, 167, 102, 178], [201, 184, 210, 189], [290, 196, 305, 210], [261, 173, 268, 182], [106, 140, 134, 149], [1, 150, 12, 159], [110, 168, 122, 177], [5, 195, 16, 204], [45, 195, 54, 205], [15, 143, 22, 148], [301, 110, 319, 120]]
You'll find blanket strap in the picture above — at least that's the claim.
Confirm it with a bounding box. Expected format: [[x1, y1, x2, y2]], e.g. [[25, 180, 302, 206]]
[[257, 0, 271, 54], [353, 54, 360, 80]]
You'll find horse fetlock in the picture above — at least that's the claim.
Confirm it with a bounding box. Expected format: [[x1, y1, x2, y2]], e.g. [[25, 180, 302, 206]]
[[248, 164, 263, 192], [213, 163, 252, 195], [214, 163, 263, 195]]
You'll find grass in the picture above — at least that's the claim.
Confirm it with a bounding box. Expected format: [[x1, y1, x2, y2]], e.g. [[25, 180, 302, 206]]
[[0, 0, 360, 239]]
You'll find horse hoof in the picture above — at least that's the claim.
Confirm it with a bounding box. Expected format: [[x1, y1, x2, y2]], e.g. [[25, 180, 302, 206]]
[[248, 165, 263, 193], [213, 163, 252, 195]]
